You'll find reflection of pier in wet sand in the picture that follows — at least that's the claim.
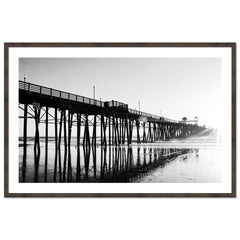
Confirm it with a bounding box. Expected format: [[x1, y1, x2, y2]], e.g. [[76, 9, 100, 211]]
[[20, 146, 191, 183]]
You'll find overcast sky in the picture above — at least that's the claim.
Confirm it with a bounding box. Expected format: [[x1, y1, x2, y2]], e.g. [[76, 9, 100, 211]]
[[19, 57, 221, 129]]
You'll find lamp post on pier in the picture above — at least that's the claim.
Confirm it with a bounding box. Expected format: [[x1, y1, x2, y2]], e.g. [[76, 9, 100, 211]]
[[93, 85, 95, 100], [24, 74, 27, 90]]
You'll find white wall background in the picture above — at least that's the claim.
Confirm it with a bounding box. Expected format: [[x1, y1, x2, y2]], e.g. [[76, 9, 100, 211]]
[[0, 1, 239, 240]]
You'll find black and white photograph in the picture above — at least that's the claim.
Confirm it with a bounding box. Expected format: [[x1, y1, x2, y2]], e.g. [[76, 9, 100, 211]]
[[5, 43, 236, 197], [18, 57, 222, 184]]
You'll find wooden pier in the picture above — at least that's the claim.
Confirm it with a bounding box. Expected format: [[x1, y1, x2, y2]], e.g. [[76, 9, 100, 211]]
[[19, 80, 205, 182], [19, 80, 204, 143]]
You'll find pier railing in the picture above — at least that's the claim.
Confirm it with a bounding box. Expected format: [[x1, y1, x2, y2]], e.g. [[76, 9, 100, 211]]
[[19, 80, 179, 123], [128, 109, 178, 123], [19, 81, 104, 107]]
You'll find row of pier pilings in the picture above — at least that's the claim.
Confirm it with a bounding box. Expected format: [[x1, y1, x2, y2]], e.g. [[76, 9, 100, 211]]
[[20, 104, 203, 182], [21, 104, 201, 148]]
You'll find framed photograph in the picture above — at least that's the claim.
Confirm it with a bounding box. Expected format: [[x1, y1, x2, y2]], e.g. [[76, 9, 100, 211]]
[[4, 42, 236, 197]]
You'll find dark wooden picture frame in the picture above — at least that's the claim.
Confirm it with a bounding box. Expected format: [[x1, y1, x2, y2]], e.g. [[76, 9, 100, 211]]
[[4, 42, 236, 197]]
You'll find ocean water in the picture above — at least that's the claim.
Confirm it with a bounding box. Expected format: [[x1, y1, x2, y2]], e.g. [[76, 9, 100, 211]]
[[19, 133, 221, 183]]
